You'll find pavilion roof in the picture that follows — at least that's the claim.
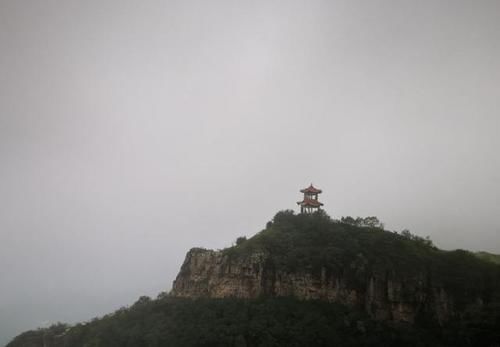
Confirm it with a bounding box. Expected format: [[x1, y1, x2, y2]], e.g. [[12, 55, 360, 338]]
[[300, 184, 322, 194]]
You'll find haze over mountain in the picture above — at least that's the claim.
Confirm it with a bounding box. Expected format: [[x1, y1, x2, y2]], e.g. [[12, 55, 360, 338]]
[[1, 0, 500, 344]]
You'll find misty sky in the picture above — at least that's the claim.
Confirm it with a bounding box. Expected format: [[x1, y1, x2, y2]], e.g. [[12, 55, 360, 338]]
[[1, 0, 499, 344]]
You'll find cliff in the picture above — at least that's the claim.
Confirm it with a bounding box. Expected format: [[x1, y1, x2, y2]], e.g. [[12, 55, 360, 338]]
[[171, 249, 452, 324], [171, 211, 500, 326]]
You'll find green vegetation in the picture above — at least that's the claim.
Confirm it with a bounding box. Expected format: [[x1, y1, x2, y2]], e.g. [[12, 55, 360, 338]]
[[0, 296, 465, 347], [235, 236, 247, 246], [475, 251, 500, 265], [225, 210, 499, 303], [340, 216, 384, 229], [7, 211, 500, 347], [7, 295, 500, 347]]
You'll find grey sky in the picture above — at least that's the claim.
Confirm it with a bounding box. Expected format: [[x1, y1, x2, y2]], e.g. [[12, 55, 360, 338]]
[[1, 0, 499, 344]]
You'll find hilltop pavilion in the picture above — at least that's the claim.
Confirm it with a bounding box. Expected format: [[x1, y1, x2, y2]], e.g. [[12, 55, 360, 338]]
[[297, 184, 323, 213]]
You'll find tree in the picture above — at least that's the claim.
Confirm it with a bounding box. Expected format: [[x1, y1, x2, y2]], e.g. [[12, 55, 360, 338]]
[[340, 216, 356, 225], [400, 229, 434, 248], [341, 216, 383, 229], [236, 236, 247, 246], [362, 216, 383, 228]]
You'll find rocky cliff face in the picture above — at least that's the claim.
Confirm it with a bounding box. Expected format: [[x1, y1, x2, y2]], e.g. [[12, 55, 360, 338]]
[[171, 248, 468, 325]]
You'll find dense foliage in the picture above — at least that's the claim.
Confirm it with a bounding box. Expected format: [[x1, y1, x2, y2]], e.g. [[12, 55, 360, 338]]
[[340, 216, 384, 229], [7, 296, 500, 347], [475, 251, 500, 265], [7, 211, 500, 347], [226, 211, 500, 303]]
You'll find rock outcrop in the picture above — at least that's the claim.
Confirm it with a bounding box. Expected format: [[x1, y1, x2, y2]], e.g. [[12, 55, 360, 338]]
[[171, 248, 466, 325]]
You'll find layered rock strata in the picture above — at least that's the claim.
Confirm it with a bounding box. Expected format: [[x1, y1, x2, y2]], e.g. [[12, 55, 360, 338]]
[[171, 248, 462, 324]]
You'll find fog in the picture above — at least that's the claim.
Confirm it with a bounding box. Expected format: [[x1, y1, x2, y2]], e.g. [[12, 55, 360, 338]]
[[1, 0, 499, 344]]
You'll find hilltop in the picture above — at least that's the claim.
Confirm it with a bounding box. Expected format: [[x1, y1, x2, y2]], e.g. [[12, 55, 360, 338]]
[[172, 210, 500, 325], [6, 211, 500, 346]]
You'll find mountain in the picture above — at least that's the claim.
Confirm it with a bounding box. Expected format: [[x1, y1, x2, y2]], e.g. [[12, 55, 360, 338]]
[[6, 211, 500, 346], [171, 211, 500, 326]]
